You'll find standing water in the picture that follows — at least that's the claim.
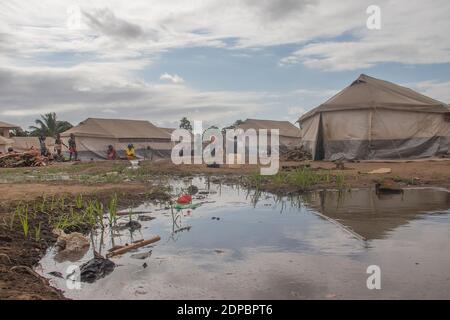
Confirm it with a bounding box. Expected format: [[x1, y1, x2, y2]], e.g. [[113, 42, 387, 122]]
[[37, 177, 450, 299]]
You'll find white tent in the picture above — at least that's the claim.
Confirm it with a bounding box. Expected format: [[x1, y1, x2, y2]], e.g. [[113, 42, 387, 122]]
[[61, 118, 173, 160], [298, 74, 450, 160]]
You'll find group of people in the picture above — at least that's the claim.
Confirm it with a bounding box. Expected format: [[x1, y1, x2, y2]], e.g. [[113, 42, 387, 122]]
[[38, 133, 78, 161], [4, 134, 138, 161], [19, 133, 138, 162], [107, 144, 136, 160]]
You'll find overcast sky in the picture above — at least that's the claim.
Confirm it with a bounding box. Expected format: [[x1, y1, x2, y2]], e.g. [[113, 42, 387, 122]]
[[1, 0, 450, 129]]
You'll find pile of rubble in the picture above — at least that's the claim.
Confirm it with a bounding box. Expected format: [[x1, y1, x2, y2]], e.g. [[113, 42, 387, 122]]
[[281, 146, 312, 161], [0, 151, 49, 168]]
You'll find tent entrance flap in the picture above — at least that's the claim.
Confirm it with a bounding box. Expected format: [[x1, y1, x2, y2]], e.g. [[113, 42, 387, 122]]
[[314, 113, 325, 160]]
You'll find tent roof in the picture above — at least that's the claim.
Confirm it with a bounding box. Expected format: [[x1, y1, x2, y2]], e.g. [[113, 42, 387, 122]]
[[159, 127, 176, 134], [237, 119, 301, 138], [0, 121, 20, 129], [299, 74, 450, 122], [61, 118, 171, 139]]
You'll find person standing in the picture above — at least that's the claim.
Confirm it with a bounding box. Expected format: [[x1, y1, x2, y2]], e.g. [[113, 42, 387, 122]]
[[38, 135, 48, 157], [54, 133, 67, 161], [68, 133, 78, 161]]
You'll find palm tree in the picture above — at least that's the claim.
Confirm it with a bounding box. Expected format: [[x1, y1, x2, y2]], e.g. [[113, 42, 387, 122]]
[[29, 113, 73, 137]]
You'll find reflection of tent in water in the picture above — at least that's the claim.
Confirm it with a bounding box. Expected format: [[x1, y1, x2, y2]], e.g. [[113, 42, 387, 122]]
[[306, 188, 450, 241], [61, 118, 173, 160]]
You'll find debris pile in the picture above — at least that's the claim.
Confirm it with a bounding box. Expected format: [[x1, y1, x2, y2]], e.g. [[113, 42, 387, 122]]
[[281, 146, 312, 161], [0, 151, 49, 168], [80, 255, 116, 283]]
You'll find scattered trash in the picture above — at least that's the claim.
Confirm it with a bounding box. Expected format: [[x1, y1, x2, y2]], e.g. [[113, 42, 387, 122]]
[[281, 146, 312, 161], [117, 210, 152, 216], [54, 229, 89, 262], [187, 185, 199, 195], [106, 236, 161, 258], [334, 160, 346, 170], [177, 194, 192, 204], [138, 215, 155, 222], [174, 203, 202, 210], [114, 220, 142, 231], [48, 271, 64, 279], [130, 251, 152, 260], [128, 160, 140, 170], [80, 255, 116, 283], [142, 262, 148, 269], [367, 168, 392, 174]]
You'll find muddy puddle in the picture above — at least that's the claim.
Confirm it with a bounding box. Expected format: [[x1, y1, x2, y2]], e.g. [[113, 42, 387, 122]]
[[37, 177, 450, 299]]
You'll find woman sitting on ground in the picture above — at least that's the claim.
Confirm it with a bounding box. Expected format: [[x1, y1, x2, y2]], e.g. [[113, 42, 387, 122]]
[[126, 144, 136, 160], [107, 145, 117, 160]]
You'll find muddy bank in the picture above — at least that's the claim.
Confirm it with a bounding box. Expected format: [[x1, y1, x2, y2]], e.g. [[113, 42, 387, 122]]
[[0, 184, 170, 300], [1, 159, 449, 190]]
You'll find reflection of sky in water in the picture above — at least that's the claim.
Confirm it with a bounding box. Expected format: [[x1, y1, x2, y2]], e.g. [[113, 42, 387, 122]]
[[37, 177, 450, 299]]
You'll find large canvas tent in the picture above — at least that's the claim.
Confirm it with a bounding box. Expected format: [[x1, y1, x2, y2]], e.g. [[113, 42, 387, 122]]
[[236, 119, 302, 148], [61, 118, 173, 160], [12, 137, 55, 153], [0, 136, 14, 154], [298, 74, 450, 160]]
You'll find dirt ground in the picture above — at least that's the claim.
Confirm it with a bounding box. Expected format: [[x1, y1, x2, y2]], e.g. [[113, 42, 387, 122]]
[[0, 159, 449, 300], [0, 183, 154, 300]]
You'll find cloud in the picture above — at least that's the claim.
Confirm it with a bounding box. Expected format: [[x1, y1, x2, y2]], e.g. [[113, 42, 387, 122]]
[[1, 0, 449, 70], [0, 63, 275, 127], [160, 73, 185, 84], [82, 8, 145, 40], [280, 0, 450, 71], [287, 106, 306, 116]]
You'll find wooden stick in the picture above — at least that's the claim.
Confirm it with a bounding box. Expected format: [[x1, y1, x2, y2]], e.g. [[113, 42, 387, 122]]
[[116, 211, 153, 216], [106, 236, 161, 258]]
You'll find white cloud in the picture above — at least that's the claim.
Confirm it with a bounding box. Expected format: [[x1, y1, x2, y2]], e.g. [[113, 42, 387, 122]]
[[1, 0, 448, 70], [410, 81, 450, 104], [0, 62, 275, 128], [160, 73, 185, 84], [280, 0, 450, 71], [287, 106, 306, 116]]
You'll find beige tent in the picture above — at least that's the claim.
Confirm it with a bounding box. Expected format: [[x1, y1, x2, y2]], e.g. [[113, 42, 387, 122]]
[[61, 118, 173, 160], [0, 136, 14, 154], [0, 121, 20, 153], [236, 119, 302, 148], [298, 74, 450, 160], [159, 127, 176, 135], [11, 137, 55, 153]]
